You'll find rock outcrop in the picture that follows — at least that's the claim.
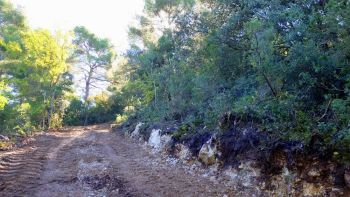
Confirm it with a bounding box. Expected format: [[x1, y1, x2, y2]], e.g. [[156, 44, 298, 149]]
[[121, 122, 350, 197], [148, 129, 161, 149], [198, 138, 217, 166], [130, 122, 143, 138]]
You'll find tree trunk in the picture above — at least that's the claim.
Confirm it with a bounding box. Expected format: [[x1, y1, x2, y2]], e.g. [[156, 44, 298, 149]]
[[42, 115, 46, 130], [153, 81, 157, 108], [262, 72, 277, 97], [47, 91, 55, 128], [42, 94, 47, 130], [83, 70, 93, 126], [254, 33, 277, 98]]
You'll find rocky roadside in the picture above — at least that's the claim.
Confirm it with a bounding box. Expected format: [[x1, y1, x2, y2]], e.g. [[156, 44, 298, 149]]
[[113, 122, 350, 197]]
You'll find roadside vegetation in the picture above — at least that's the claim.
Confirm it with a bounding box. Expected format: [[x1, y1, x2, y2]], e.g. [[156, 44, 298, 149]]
[[1, 0, 350, 163], [111, 0, 350, 163], [0, 0, 120, 137]]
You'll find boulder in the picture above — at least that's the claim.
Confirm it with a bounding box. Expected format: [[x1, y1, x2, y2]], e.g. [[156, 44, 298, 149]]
[[0, 135, 9, 141], [130, 122, 144, 138], [147, 128, 173, 152], [148, 129, 161, 149], [198, 138, 217, 166]]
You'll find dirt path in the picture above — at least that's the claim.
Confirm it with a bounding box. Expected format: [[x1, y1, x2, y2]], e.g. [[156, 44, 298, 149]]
[[0, 126, 230, 197]]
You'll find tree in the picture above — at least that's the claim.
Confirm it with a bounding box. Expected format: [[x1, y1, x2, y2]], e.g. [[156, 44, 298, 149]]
[[63, 97, 84, 126], [17, 30, 71, 128], [73, 26, 115, 125], [63, 93, 123, 126], [112, 0, 350, 162], [0, 81, 7, 110], [0, 29, 72, 131], [0, 0, 26, 111]]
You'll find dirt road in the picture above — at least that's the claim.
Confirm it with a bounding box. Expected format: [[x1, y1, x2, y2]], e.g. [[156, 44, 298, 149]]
[[0, 125, 230, 197]]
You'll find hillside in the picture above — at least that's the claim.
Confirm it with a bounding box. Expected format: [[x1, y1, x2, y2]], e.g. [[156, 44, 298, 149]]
[[1, 0, 350, 196]]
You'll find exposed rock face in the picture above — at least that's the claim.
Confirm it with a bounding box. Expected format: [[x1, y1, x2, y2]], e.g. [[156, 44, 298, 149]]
[[267, 167, 296, 196], [119, 122, 350, 196], [160, 135, 172, 152], [148, 129, 161, 149], [147, 129, 172, 152], [174, 144, 192, 161], [223, 161, 261, 194], [130, 122, 143, 138], [302, 182, 325, 196], [198, 138, 217, 166]]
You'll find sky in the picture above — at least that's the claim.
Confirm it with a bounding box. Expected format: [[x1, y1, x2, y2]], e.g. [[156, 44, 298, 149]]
[[11, 0, 145, 96], [11, 0, 145, 52]]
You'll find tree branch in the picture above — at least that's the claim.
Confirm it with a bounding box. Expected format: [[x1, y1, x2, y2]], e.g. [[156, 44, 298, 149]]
[[317, 99, 333, 122]]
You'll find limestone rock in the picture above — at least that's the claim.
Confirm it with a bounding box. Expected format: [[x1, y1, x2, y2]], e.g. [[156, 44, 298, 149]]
[[198, 138, 217, 166], [147, 129, 172, 152], [148, 129, 161, 149], [130, 122, 143, 138]]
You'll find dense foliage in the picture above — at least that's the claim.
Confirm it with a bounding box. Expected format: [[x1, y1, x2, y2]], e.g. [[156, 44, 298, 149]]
[[1, 0, 350, 162], [0, 0, 119, 135], [0, 0, 73, 134], [72, 26, 115, 125], [63, 93, 123, 126], [112, 0, 350, 161]]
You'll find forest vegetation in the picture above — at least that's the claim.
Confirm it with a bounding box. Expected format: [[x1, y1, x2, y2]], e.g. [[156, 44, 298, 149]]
[[1, 0, 350, 163]]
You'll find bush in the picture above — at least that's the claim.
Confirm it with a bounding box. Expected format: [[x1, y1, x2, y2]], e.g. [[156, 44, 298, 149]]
[[115, 114, 128, 124], [63, 94, 123, 126], [63, 98, 84, 126]]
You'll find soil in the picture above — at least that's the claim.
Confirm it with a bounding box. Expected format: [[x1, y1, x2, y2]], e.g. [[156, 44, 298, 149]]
[[0, 125, 231, 197]]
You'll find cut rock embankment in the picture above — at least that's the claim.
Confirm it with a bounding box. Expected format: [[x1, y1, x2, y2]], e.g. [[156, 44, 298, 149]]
[[117, 122, 350, 197]]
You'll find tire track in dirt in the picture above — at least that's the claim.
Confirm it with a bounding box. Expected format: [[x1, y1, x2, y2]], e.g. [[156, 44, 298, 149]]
[[34, 126, 136, 197], [0, 134, 62, 197], [1, 126, 233, 197], [100, 129, 232, 196]]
